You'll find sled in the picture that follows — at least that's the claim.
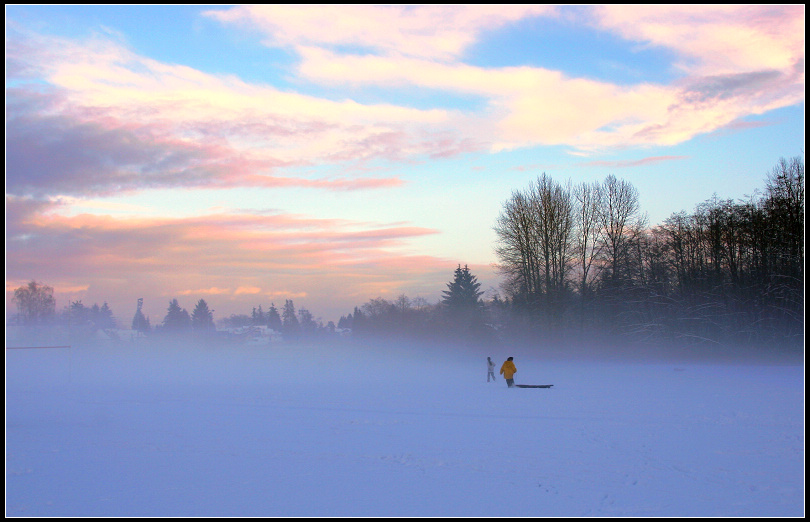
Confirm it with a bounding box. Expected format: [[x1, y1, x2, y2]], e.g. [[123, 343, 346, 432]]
[[514, 384, 553, 388]]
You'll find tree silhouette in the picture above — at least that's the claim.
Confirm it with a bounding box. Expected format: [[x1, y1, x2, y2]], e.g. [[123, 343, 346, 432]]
[[132, 298, 150, 333], [281, 299, 300, 340], [251, 305, 265, 325], [442, 264, 484, 311], [267, 303, 282, 331], [191, 299, 215, 333], [95, 302, 116, 330], [12, 280, 56, 325], [440, 265, 489, 342], [162, 299, 191, 331]]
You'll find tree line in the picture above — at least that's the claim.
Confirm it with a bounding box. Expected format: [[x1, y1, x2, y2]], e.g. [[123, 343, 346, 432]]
[[10, 156, 803, 351], [10, 285, 216, 341], [218, 299, 327, 340], [490, 156, 803, 349], [337, 264, 494, 345], [9, 283, 331, 343], [340, 156, 803, 353], [9, 267, 493, 345]]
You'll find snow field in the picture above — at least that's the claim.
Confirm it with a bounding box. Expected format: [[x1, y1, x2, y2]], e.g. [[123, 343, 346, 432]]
[[5, 341, 804, 516]]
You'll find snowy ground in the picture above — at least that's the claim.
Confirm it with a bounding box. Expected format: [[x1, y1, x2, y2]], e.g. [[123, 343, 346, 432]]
[[5, 339, 804, 517]]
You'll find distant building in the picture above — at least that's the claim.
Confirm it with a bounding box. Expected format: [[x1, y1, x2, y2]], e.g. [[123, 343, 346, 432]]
[[219, 325, 283, 345]]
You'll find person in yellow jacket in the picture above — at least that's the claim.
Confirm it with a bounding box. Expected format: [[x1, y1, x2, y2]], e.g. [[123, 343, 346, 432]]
[[500, 357, 517, 388]]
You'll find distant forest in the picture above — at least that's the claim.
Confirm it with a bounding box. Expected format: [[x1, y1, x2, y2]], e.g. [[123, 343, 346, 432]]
[[339, 156, 804, 352], [10, 156, 803, 352]]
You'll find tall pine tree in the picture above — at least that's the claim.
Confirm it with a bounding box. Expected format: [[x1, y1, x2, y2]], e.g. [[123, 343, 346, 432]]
[[441, 264, 486, 339], [442, 264, 484, 311], [281, 299, 300, 340], [162, 299, 191, 331], [191, 299, 215, 333], [267, 303, 282, 331]]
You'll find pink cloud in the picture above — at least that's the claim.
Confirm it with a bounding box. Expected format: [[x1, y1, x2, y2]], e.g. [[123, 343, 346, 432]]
[[178, 287, 232, 296], [6, 31, 466, 201], [230, 287, 262, 296], [6, 88, 407, 198], [6, 207, 450, 322]]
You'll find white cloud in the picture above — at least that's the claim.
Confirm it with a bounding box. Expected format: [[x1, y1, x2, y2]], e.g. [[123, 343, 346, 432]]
[[12, 5, 805, 169], [249, 5, 804, 152], [591, 5, 804, 76], [203, 5, 557, 61]]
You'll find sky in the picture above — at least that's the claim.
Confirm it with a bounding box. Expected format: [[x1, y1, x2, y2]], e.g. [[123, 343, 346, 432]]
[[5, 5, 805, 326]]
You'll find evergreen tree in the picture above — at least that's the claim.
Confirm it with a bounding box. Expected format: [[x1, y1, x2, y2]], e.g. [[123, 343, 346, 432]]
[[442, 264, 484, 311], [70, 300, 90, 326], [67, 300, 115, 332], [67, 300, 93, 338], [352, 306, 366, 333], [252, 305, 265, 326], [298, 307, 317, 336], [162, 299, 191, 331], [267, 303, 282, 331], [338, 313, 353, 329], [95, 302, 116, 330], [191, 299, 215, 333], [281, 299, 300, 340], [442, 264, 486, 337]]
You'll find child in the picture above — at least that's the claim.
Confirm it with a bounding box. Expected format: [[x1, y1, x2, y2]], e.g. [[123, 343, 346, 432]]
[[487, 357, 496, 382]]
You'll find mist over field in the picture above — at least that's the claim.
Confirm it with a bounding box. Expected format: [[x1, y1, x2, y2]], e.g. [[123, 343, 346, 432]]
[[6, 335, 804, 517], [6, 6, 804, 516]]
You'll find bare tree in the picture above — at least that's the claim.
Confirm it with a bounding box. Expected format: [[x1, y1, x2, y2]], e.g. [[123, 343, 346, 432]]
[[573, 180, 604, 297], [394, 294, 412, 314], [494, 174, 575, 335], [764, 156, 804, 280], [597, 174, 641, 287], [13, 280, 56, 325], [494, 188, 541, 300], [529, 174, 574, 299]]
